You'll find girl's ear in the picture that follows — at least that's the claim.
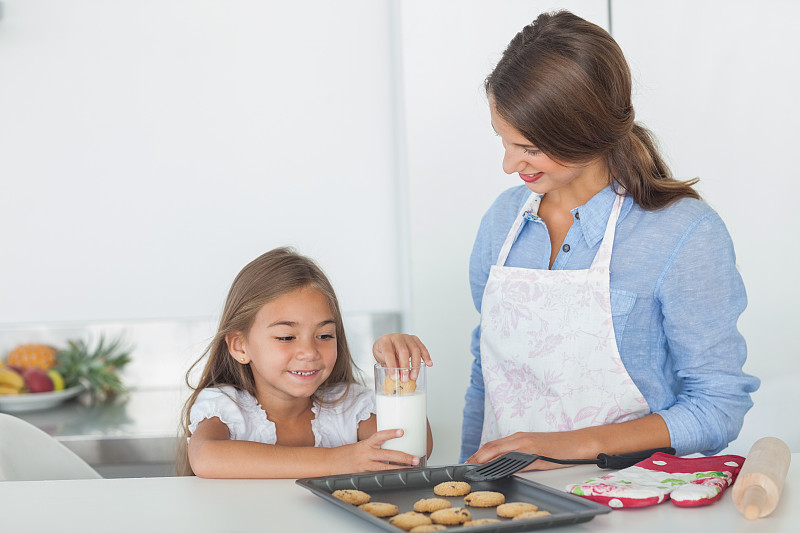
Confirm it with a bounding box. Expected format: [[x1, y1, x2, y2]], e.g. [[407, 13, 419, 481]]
[[225, 332, 249, 364]]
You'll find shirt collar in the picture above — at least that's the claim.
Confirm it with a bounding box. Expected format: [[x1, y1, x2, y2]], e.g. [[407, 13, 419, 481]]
[[572, 185, 631, 248]]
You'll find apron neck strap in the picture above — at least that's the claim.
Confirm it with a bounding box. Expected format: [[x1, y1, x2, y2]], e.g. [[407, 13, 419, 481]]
[[496, 192, 541, 265], [496, 189, 627, 268]]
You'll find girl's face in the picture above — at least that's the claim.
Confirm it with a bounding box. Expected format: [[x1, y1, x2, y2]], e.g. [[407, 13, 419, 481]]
[[235, 286, 338, 404], [490, 103, 608, 196]]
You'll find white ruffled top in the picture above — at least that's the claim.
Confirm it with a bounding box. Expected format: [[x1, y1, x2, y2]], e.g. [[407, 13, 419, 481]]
[[188, 382, 375, 447]]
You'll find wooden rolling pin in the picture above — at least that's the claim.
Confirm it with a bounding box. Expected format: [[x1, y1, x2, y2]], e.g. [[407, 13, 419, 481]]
[[731, 437, 791, 520]]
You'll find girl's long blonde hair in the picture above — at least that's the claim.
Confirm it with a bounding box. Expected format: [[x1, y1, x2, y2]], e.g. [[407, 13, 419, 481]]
[[177, 247, 358, 475]]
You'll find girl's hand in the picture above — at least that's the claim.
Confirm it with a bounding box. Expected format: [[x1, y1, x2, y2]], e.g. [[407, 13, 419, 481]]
[[373, 334, 432, 375], [336, 429, 421, 472], [466, 431, 591, 471]]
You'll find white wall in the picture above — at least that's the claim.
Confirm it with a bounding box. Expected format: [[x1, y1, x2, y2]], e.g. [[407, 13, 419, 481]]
[[0, 0, 402, 324]]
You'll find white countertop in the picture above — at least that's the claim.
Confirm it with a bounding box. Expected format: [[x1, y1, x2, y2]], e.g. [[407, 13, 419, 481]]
[[1, 456, 795, 533]]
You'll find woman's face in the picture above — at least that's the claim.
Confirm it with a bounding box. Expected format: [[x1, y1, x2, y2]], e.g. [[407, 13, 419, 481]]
[[236, 286, 338, 404], [490, 103, 607, 196]]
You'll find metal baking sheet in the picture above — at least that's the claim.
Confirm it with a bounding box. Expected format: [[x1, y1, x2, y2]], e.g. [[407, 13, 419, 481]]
[[296, 464, 610, 532]]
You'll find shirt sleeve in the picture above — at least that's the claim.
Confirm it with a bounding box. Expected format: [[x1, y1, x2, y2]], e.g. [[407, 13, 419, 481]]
[[655, 210, 760, 455], [348, 383, 377, 425], [188, 386, 248, 440]]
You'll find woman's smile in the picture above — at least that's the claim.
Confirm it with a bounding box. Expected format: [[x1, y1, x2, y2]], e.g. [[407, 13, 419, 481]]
[[519, 172, 543, 183]]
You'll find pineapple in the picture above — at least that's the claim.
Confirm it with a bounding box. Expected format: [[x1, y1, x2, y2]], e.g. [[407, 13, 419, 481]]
[[54, 335, 133, 401], [7, 344, 57, 370]]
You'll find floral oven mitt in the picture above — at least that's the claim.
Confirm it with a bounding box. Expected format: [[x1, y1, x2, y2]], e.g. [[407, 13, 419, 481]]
[[566, 452, 744, 509]]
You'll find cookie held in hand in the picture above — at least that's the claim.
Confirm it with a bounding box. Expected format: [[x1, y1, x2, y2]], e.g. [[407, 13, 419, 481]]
[[382, 374, 417, 395]]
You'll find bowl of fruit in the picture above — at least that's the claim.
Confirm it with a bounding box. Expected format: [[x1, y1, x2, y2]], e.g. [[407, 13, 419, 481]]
[[0, 336, 132, 413]]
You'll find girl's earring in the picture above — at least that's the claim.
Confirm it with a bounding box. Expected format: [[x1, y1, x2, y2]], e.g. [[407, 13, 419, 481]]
[[239, 357, 246, 363]]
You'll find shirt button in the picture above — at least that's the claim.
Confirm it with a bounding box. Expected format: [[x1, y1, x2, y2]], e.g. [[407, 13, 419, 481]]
[[574, 212, 580, 220], [562, 244, 570, 252]]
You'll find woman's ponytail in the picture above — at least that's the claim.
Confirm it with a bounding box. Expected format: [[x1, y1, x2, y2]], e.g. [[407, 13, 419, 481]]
[[608, 124, 699, 210]]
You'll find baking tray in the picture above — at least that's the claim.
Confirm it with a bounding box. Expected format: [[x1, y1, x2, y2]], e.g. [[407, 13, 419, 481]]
[[296, 464, 610, 532]]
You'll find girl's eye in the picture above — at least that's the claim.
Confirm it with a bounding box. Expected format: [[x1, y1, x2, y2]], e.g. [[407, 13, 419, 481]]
[[276, 336, 295, 342], [319, 334, 336, 340], [523, 148, 541, 156]]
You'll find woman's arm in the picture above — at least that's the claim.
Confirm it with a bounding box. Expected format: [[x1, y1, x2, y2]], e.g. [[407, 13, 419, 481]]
[[654, 210, 759, 455], [188, 417, 420, 479], [467, 413, 670, 470]]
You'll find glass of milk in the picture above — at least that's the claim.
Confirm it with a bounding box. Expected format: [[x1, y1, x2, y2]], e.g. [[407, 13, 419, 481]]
[[374, 363, 427, 467]]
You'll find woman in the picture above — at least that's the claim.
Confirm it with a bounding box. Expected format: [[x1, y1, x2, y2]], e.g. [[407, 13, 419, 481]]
[[460, 11, 759, 468]]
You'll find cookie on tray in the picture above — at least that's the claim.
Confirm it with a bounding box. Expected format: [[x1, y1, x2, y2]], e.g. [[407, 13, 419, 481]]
[[389, 511, 432, 531], [497, 502, 538, 517], [332, 489, 370, 505], [464, 490, 505, 507], [358, 502, 399, 517], [433, 481, 471, 497], [464, 518, 501, 526], [409, 526, 447, 533], [513, 510, 551, 520], [413, 497, 452, 513], [430, 507, 472, 525]]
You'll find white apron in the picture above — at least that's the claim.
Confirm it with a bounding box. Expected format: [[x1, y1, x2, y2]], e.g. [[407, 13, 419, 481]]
[[479, 191, 649, 446]]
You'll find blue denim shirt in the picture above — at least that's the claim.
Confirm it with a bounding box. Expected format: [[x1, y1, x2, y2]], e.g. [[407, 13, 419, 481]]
[[460, 185, 760, 461]]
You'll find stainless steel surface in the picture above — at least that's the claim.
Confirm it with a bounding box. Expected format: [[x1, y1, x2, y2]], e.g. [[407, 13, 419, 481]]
[[13, 387, 188, 477]]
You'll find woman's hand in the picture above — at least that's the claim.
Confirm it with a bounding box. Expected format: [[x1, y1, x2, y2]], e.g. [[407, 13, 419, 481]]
[[467, 415, 671, 471], [373, 333, 432, 375], [335, 429, 421, 473], [466, 431, 594, 471]]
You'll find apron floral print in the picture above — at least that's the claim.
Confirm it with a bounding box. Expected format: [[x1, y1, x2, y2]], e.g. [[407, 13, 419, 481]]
[[480, 190, 649, 446]]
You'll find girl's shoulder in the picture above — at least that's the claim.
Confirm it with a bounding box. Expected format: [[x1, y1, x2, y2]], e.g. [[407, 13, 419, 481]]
[[195, 384, 254, 405]]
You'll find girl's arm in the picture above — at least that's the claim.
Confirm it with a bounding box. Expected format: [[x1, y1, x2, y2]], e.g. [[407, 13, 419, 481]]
[[188, 416, 421, 479], [467, 413, 670, 470]]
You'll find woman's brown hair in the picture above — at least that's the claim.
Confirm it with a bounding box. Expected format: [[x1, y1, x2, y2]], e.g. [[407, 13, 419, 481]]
[[486, 10, 699, 209], [176, 247, 358, 474]]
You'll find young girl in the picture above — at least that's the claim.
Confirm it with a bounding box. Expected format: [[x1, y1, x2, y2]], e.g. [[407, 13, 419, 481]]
[[180, 247, 433, 478], [461, 11, 759, 468]]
